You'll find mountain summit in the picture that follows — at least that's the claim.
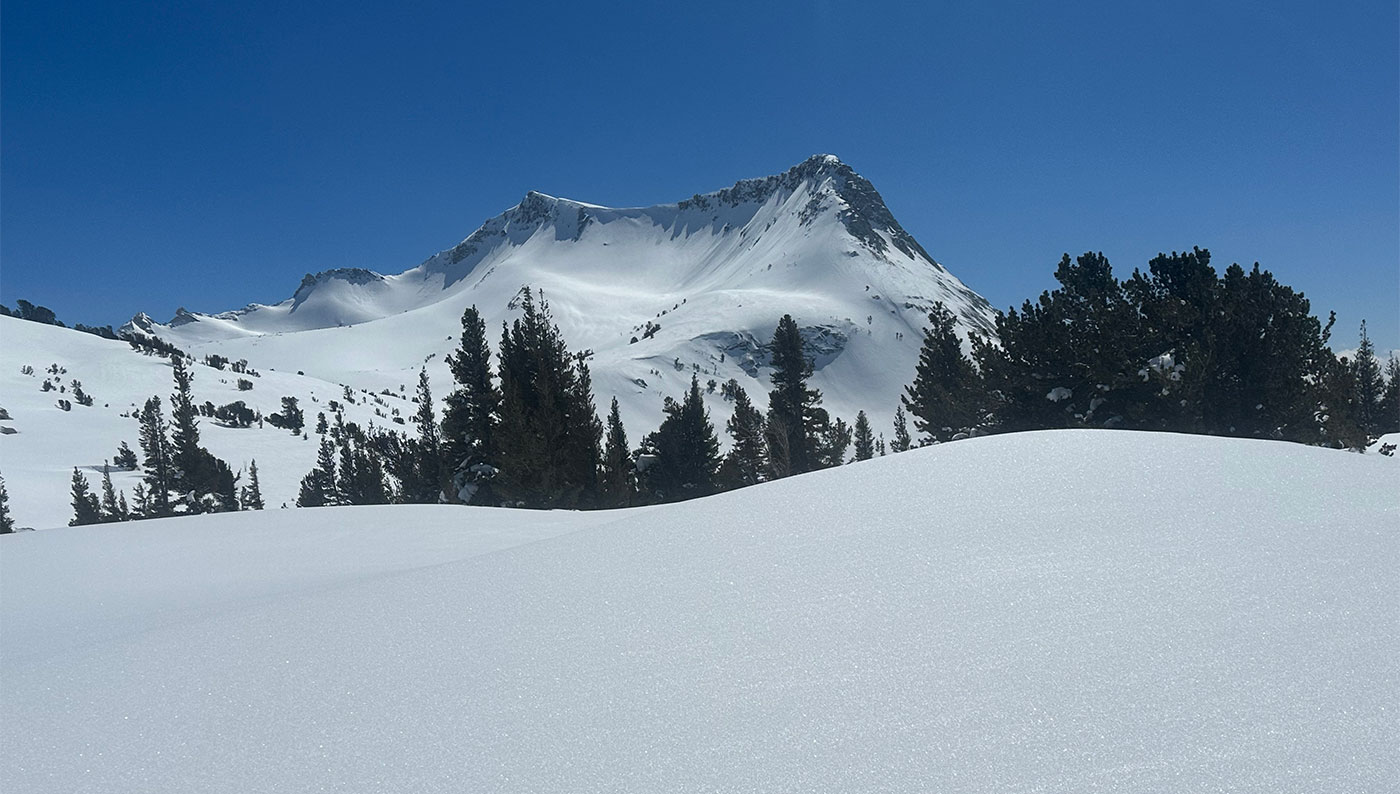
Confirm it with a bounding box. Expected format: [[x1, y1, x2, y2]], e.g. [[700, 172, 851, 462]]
[[124, 156, 995, 436]]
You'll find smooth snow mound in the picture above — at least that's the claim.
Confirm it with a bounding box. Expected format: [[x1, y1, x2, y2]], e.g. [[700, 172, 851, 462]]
[[3, 430, 1397, 793]]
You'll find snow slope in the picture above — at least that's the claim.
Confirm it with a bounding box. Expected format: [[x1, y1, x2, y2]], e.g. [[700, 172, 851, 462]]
[[4, 431, 1396, 792], [0, 315, 415, 528], [126, 155, 995, 446]]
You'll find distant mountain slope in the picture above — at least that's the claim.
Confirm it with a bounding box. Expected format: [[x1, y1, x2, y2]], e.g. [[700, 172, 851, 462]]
[[4, 431, 1396, 792], [0, 316, 406, 528], [125, 155, 996, 442]]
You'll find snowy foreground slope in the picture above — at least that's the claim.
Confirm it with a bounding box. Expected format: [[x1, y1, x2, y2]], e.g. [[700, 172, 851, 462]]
[[3, 431, 1397, 793]]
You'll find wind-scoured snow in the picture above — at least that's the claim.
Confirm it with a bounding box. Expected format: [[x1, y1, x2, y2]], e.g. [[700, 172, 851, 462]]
[[123, 155, 995, 446], [3, 431, 1396, 793]]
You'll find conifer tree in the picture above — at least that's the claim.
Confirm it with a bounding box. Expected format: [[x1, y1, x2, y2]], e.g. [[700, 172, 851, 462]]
[[297, 436, 338, 508], [903, 302, 983, 443], [766, 315, 826, 476], [876, 434, 887, 457], [138, 396, 173, 516], [169, 356, 201, 493], [1379, 357, 1400, 435], [641, 375, 721, 502], [1213, 263, 1334, 443], [99, 464, 123, 522], [817, 417, 852, 468], [242, 460, 265, 510], [113, 441, 138, 471], [493, 289, 602, 508], [719, 381, 766, 489], [117, 492, 130, 521], [69, 468, 101, 526], [406, 367, 443, 503], [975, 252, 1142, 432], [891, 405, 911, 452], [0, 474, 14, 533], [296, 472, 327, 507], [442, 305, 501, 504], [1351, 320, 1385, 439], [600, 397, 635, 507], [853, 410, 874, 461], [132, 482, 151, 518], [279, 396, 305, 435]]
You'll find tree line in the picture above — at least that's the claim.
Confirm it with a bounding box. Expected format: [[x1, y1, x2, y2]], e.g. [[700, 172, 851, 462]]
[[2, 246, 1395, 533], [900, 248, 1398, 448]]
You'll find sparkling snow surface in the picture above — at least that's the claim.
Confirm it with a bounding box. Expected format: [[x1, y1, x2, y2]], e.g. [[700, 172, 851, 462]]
[[3, 431, 1396, 793]]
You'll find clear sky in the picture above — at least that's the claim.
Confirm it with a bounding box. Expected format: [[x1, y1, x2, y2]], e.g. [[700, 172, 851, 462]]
[[3, 1, 1397, 348]]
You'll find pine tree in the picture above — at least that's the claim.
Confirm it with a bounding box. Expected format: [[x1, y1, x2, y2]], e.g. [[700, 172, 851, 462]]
[[99, 464, 123, 522], [442, 305, 501, 504], [876, 434, 887, 457], [316, 434, 339, 504], [315, 412, 328, 435], [138, 396, 173, 516], [975, 252, 1142, 432], [69, 468, 102, 526], [891, 405, 911, 452], [718, 381, 767, 489], [169, 356, 202, 495], [766, 315, 825, 476], [817, 417, 852, 468], [1379, 357, 1400, 435], [279, 396, 305, 435], [0, 474, 14, 533], [853, 411, 874, 461], [406, 367, 443, 503], [296, 472, 327, 507], [297, 436, 338, 508], [493, 289, 602, 508], [117, 492, 130, 521], [903, 302, 983, 443], [641, 375, 721, 502], [1351, 320, 1385, 439], [113, 441, 138, 471], [131, 482, 151, 518], [600, 397, 635, 507], [242, 459, 265, 510]]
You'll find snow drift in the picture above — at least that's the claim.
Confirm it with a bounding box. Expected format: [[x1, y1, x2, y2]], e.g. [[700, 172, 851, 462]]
[[3, 430, 1396, 792]]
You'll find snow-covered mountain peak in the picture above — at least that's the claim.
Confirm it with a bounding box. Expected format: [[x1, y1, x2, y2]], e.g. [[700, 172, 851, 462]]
[[120, 156, 996, 445]]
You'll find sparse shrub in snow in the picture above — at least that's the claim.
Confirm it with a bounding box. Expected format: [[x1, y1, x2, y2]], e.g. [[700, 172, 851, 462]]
[[19, 365, 33, 376], [236, 378, 253, 391]]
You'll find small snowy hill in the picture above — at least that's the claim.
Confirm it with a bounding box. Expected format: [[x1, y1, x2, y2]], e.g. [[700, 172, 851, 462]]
[[0, 315, 411, 528], [4, 431, 1396, 793], [124, 155, 995, 444]]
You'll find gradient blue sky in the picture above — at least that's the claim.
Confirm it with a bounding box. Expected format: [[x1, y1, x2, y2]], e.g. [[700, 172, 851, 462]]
[[3, 1, 1397, 347]]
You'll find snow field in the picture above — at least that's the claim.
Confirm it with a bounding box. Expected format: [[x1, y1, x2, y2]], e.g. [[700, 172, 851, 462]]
[[3, 430, 1396, 792]]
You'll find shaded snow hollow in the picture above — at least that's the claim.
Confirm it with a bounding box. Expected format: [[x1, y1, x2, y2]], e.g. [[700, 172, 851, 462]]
[[3, 430, 1397, 793]]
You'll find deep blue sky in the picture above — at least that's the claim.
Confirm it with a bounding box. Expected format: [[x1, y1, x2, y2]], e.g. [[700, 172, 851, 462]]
[[3, 1, 1397, 348]]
